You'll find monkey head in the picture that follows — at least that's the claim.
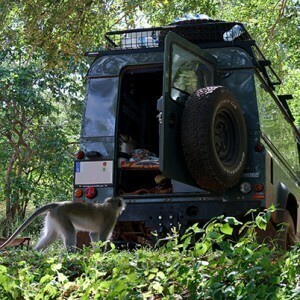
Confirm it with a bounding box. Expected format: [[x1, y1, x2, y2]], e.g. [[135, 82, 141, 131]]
[[104, 197, 126, 213]]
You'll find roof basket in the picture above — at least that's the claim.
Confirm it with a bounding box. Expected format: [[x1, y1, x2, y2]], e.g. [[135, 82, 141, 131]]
[[105, 20, 252, 50], [105, 27, 162, 50]]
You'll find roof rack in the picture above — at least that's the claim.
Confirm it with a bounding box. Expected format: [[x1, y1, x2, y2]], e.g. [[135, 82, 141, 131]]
[[104, 20, 252, 50], [89, 19, 281, 91]]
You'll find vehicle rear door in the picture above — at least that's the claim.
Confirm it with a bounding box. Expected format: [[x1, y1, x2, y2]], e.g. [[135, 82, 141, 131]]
[[159, 31, 219, 186]]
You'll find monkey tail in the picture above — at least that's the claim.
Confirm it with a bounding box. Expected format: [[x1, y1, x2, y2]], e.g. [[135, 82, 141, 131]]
[[0, 203, 58, 250]]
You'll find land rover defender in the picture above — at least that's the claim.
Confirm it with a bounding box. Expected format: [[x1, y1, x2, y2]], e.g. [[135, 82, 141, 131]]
[[73, 17, 300, 248]]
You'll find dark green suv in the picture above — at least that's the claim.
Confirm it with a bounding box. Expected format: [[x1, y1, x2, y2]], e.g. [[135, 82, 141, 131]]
[[73, 18, 299, 248]]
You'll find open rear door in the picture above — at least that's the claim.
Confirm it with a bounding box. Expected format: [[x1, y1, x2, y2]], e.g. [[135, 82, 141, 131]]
[[159, 31, 218, 186]]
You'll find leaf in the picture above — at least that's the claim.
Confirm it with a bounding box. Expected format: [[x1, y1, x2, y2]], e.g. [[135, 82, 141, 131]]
[[169, 285, 175, 295], [255, 215, 267, 230], [220, 223, 233, 235], [149, 267, 159, 273], [182, 235, 191, 250], [99, 280, 111, 290], [225, 216, 243, 226], [51, 263, 62, 272], [152, 282, 163, 293], [194, 241, 210, 256], [57, 272, 68, 283], [40, 274, 52, 284], [156, 271, 166, 280]]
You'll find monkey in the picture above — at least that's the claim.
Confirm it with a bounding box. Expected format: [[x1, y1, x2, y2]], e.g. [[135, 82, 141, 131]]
[[0, 197, 126, 252]]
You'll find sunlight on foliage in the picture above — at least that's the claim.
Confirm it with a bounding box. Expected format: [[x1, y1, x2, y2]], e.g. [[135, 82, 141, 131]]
[[0, 209, 299, 299]]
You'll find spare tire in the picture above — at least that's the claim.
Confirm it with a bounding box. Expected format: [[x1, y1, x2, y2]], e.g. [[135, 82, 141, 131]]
[[181, 86, 247, 191]]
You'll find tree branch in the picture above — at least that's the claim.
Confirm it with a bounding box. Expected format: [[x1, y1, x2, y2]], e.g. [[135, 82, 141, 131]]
[[269, 0, 287, 38]]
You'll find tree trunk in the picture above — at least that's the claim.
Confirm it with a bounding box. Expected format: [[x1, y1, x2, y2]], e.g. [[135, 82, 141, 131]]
[[5, 153, 16, 219]]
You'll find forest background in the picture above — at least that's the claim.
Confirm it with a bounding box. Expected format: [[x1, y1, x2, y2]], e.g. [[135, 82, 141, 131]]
[[0, 0, 299, 229]]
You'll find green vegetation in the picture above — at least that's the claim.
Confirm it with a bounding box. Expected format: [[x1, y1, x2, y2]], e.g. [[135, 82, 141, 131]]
[[0, 3, 299, 297], [0, 212, 299, 299], [0, 0, 299, 227], [0, 47, 85, 230]]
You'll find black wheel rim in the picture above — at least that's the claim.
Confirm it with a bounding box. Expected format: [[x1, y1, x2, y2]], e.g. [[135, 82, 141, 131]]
[[214, 108, 237, 166]]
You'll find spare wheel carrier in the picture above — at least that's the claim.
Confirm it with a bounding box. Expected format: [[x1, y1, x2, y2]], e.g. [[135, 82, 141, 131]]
[[181, 86, 247, 191]]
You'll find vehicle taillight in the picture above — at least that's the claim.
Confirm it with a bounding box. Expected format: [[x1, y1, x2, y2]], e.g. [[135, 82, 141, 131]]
[[255, 142, 264, 152], [85, 187, 97, 199], [75, 150, 85, 159], [74, 188, 83, 198]]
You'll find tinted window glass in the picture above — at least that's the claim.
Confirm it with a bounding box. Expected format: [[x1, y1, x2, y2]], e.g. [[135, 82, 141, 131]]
[[82, 77, 118, 137], [170, 43, 214, 103]]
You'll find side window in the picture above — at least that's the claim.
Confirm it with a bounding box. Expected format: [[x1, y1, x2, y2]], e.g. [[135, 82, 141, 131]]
[[170, 43, 215, 104], [255, 75, 300, 174]]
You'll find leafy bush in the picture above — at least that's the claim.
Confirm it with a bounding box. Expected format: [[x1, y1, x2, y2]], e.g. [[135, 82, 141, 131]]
[[0, 210, 299, 299]]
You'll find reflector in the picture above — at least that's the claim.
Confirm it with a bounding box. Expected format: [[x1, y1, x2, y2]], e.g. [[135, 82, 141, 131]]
[[254, 183, 264, 192], [74, 189, 83, 198], [255, 143, 264, 152]]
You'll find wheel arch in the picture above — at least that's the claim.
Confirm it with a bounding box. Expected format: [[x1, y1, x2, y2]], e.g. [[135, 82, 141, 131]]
[[273, 182, 298, 232], [276, 182, 289, 209], [286, 194, 298, 232]]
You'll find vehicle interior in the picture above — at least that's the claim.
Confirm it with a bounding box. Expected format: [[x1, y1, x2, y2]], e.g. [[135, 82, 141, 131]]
[[116, 66, 174, 195]]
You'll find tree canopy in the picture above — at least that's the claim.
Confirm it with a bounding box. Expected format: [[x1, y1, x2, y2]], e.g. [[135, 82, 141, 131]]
[[1, 1, 299, 67]]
